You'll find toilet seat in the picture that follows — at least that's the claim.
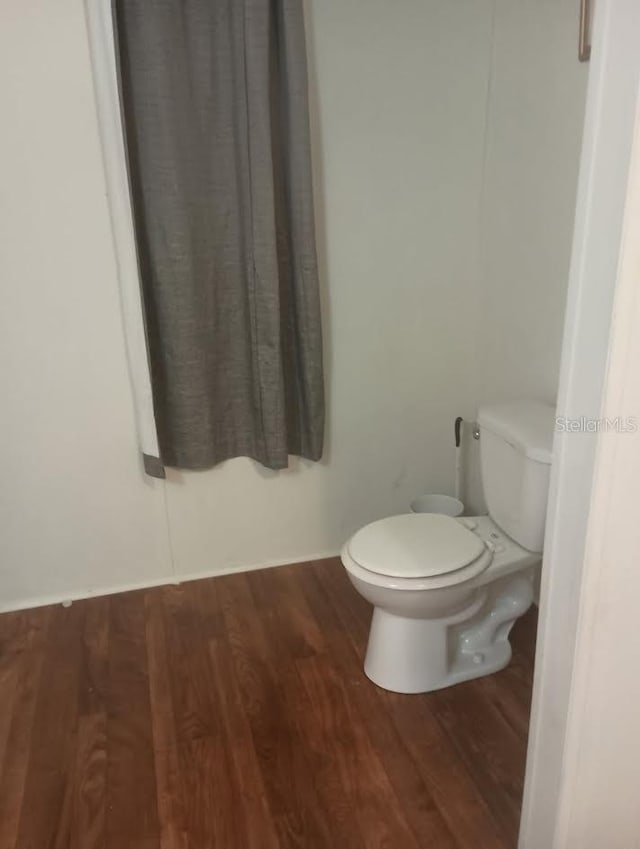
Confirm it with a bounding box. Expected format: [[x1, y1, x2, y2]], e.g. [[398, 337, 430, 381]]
[[344, 513, 493, 590]]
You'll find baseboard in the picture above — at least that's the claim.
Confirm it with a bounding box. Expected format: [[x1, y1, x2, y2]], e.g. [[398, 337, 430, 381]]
[[0, 549, 341, 614]]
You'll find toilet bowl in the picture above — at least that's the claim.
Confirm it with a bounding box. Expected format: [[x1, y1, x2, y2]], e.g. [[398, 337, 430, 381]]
[[341, 399, 555, 694], [342, 514, 539, 693]]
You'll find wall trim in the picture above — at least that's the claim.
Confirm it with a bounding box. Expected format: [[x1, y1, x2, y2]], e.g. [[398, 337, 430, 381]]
[[0, 550, 340, 614], [84, 0, 159, 459]]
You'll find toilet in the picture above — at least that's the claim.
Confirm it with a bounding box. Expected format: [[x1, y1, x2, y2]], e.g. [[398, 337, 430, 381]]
[[341, 399, 556, 694]]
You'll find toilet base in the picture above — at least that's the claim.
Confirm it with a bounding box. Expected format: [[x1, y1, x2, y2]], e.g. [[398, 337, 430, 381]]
[[363, 573, 534, 694]]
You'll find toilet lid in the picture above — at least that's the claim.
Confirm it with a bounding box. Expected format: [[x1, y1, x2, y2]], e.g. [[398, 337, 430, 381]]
[[347, 513, 486, 579]]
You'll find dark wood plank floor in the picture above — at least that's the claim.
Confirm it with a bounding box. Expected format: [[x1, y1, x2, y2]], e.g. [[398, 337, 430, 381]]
[[0, 558, 537, 849]]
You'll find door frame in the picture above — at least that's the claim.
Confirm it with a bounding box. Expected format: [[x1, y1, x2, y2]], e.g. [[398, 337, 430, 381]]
[[519, 0, 640, 845]]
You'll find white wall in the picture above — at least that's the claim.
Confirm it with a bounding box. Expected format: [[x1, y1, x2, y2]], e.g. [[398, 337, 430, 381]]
[[0, 0, 584, 610], [474, 0, 588, 406], [0, 1, 173, 607], [465, 0, 588, 512]]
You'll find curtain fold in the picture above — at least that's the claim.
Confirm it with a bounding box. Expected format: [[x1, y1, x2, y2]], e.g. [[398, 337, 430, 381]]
[[112, 0, 324, 472]]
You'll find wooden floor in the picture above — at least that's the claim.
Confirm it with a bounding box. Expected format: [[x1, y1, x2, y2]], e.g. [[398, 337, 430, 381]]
[[0, 558, 537, 849]]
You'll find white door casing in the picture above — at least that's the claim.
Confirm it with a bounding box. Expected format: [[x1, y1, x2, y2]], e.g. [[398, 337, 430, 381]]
[[520, 0, 640, 845]]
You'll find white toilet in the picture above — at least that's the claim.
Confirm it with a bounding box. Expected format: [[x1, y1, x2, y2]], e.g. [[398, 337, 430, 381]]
[[341, 399, 556, 694]]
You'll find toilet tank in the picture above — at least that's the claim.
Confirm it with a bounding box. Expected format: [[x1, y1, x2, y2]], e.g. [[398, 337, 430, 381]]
[[477, 400, 556, 552]]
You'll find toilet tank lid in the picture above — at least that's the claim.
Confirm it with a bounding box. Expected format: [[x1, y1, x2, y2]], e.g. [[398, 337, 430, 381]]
[[477, 400, 556, 464]]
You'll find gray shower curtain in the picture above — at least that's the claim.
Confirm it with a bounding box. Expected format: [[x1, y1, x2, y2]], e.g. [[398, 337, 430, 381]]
[[113, 0, 324, 473]]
